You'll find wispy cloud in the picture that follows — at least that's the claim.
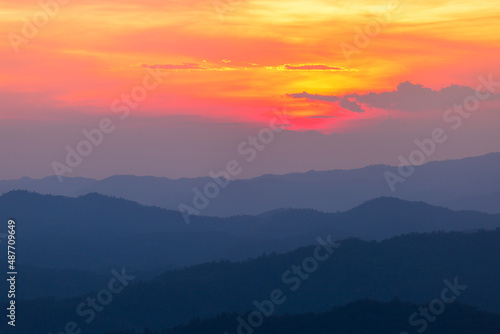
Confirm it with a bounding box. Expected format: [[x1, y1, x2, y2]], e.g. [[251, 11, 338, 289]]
[[307, 115, 337, 118], [140, 63, 237, 71], [283, 64, 344, 71], [141, 63, 207, 70]]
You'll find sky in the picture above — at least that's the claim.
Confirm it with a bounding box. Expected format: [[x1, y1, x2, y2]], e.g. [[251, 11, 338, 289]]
[[1, 0, 500, 180]]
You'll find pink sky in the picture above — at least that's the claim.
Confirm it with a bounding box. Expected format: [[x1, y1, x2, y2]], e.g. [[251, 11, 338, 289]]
[[1, 0, 500, 179]]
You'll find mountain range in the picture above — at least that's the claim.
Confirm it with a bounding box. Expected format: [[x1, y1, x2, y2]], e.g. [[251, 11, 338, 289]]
[[1, 153, 499, 216], [3, 229, 499, 333], [2, 191, 499, 273]]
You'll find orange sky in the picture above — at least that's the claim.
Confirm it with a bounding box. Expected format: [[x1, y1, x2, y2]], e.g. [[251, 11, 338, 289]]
[[1, 0, 500, 132]]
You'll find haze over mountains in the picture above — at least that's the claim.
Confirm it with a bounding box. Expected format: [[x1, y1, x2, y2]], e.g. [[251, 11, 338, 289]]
[[1, 153, 499, 333], [3, 229, 500, 333], [1, 153, 499, 217], [2, 191, 499, 274], [1, 153, 499, 334]]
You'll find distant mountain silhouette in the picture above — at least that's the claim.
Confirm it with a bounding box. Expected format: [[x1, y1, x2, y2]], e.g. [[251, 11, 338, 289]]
[[1, 152, 499, 216], [4, 229, 500, 333], [1, 191, 499, 272]]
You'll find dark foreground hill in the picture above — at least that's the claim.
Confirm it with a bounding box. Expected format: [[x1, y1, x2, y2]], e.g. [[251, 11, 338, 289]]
[[1, 191, 499, 272], [108, 299, 500, 334], [2, 230, 500, 333]]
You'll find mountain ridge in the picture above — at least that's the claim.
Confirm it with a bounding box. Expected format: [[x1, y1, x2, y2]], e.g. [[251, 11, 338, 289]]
[[3, 229, 500, 333], [1, 152, 500, 216], [1, 190, 499, 272]]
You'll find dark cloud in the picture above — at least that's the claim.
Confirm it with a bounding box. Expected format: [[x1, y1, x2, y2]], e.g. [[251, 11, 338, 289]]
[[288, 92, 339, 102], [339, 98, 364, 112], [287, 92, 364, 113], [307, 115, 337, 118], [349, 81, 476, 112], [289, 81, 500, 113]]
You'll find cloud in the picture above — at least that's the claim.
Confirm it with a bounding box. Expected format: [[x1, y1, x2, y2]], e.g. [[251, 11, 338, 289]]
[[288, 92, 339, 102], [349, 81, 476, 112], [283, 64, 343, 71], [287, 92, 364, 113], [141, 63, 207, 70], [289, 81, 500, 113], [140, 62, 352, 73], [339, 98, 364, 112], [140, 63, 237, 71]]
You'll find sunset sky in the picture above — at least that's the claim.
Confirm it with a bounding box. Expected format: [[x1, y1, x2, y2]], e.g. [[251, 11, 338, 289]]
[[1, 0, 500, 179]]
